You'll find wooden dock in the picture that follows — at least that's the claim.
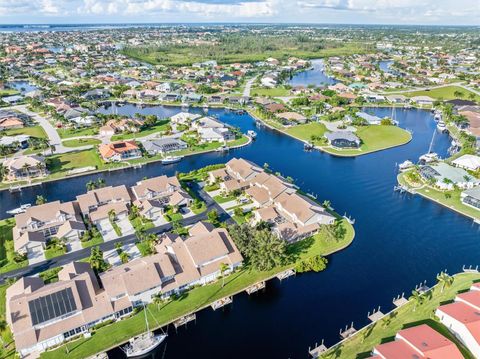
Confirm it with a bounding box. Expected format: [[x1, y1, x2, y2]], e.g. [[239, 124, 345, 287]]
[[277, 269, 295, 281], [173, 313, 196, 329], [368, 310, 384, 322], [308, 342, 328, 358], [393, 294, 409, 307], [211, 296, 232, 310], [245, 281, 266, 294], [339, 323, 357, 339]]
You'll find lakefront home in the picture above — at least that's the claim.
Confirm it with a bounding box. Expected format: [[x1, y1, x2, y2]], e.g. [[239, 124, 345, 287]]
[[6, 223, 243, 356], [324, 131, 361, 148], [3, 155, 48, 181], [98, 140, 142, 162]]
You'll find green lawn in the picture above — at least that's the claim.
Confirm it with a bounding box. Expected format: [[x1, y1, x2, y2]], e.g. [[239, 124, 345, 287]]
[[398, 172, 480, 221], [0, 89, 20, 97], [2, 125, 47, 139], [321, 272, 480, 359], [323, 125, 412, 156], [251, 87, 290, 97], [398, 85, 480, 103], [130, 216, 154, 232], [44, 245, 67, 260], [136, 241, 153, 257], [47, 149, 104, 176], [57, 127, 99, 139], [0, 219, 28, 274], [39, 267, 63, 284], [81, 236, 104, 249], [164, 212, 183, 222], [227, 135, 250, 147], [111, 120, 170, 141], [62, 138, 102, 147], [213, 194, 236, 204], [285, 122, 328, 145], [41, 218, 354, 359]]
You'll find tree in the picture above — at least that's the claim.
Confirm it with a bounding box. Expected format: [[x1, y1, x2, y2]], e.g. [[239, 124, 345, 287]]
[[120, 251, 130, 264], [207, 209, 220, 226], [89, 246, 108, 273], [0, 319, 6, 348], [219, 262, 229, 287], [409, 289, 425, 312], [436, 272, 454, 293], [35, 195, 47, 205], [108, 209, 116, 223], [250, 229, 288, 271]]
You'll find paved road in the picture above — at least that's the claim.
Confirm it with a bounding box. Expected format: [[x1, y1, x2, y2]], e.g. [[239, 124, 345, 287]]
[[11, 105, 93, 154], [0, 182, 231, 284], [243, 76, 258, 97]]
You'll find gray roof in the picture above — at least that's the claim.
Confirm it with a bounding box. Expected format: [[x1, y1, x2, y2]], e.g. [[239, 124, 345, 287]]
[[324, 131, 360, 142], [462, 187, 480, 200], [143, 138, 187, 152], [424, 162, 480, 184]]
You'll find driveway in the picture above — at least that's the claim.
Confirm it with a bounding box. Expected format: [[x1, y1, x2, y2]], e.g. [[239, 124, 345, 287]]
[[66, 240, 82, 253], [97, 219, 118, 241], [117, 218, 134, 236], [243, 76, 258, 97], [104, 243, 141, 267], [27, 246, 46, 265], [153, 216, 168, 227]]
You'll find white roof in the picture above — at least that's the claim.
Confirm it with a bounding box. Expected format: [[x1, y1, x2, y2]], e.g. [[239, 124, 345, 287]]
[[452, 155, 480, 171]]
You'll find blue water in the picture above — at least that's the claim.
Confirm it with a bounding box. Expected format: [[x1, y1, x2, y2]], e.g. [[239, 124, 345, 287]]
[[289, 59, 338, 87], [1, 106, 478, 359], [6, 81, 38, 95]]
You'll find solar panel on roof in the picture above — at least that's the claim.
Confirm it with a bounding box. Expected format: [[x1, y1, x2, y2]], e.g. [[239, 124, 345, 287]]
[[113, 143, 127, 149], [28, 287, 77, 326]]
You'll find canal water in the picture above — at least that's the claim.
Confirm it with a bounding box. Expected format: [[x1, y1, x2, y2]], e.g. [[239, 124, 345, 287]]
[[1, 106, 479, 359], [288, 59, 338, 87]]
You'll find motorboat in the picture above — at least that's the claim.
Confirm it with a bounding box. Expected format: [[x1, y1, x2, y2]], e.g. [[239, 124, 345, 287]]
[[419, 152, 439, 164], [6, 204, 31, 216], [398, 160, 414, 171], [247, 130, 257, 139], [436, 121, 447, 133], [161, 156, 183, 165]]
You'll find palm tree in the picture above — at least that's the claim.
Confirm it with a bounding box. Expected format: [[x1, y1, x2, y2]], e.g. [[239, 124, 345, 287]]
[[437, 272, 454, 293], [35, 195, 47, 205], [108, 209, 116, 223], [409, 289, 425, 312], [219, 263, 229, 288], [120, 251, 129, 264]]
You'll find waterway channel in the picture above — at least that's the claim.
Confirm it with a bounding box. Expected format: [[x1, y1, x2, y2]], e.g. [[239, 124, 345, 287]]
[[2, 103, 479, 358]]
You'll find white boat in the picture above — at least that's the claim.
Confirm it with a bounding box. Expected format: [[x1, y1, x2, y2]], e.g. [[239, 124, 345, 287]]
[[123, 332, 167, 358], [215, 145, 229, 152], [247, 130, 257, 139], [419, 152, 439, 164], [161, 156, 183, 165], [437, 121, 447, 132], [122, 304, 167, 358], [399, 160, 414, 171], [6, 204, 31, 216]]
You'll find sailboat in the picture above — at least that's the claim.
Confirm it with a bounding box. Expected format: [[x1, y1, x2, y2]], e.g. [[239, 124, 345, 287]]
[[122, 304, 167, 358], [418, 129, 439, 164]]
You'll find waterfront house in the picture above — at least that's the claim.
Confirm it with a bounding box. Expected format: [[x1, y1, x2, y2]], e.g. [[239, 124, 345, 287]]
[[98, 140, 142, 162], [76, 185, 131, 220], [0, 134, 30, 150], [411, 95, 435, 106], [436, 284, 480, 357], [324, 131, 361, 148], [386, 94, 408, 104], [143, 138, 188, 155], [131, 175, 192, 220], [356, 111, 382, 125], [369, 324, 463, 359], [13, 200, 85, 257], [3, 155, 47, 181], [419, 162, 480, 190], [452, 154, 480, 171], [275, 112, 307, 124], [461, 187, 480, 211], [6, 262, 131, 356]]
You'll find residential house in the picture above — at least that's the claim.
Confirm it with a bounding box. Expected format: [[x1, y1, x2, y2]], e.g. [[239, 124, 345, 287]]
[[419, 162, 480, 190], [13, 200, 85, 256], [452, 154, 480, 171], [3, 155, 47, 181], [142, 138, 187, 155], [324, 131, 361, 148], [98, 140, 142, 162], [461, 187, 480, 211]]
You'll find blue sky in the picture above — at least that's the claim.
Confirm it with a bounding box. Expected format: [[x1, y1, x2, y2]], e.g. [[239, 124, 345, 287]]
[[0, 0, 478, 25]]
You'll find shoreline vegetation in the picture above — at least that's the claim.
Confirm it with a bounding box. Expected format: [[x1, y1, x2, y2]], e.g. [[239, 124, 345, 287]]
[[321, 271, 480, 359], [0, 134, 251, 192], [32, 169, 355, 358], [249, 110, 413, 157], [397, 171, 480, 222]]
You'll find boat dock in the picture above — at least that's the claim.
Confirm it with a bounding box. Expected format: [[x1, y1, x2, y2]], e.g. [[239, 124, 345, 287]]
[[339, 323, 357, 339], [245, 281, 266, 294], [415, 281, 430, 294], [393, 185, 410, 193], [211, 296, 232, 310], [308, 340, 328, 358], [392, 293, 408, 307], [277, 269, 295, 281], [173, 313, 196, 329], [463, 265, 479, 273], [367, 307, 384, 322]]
